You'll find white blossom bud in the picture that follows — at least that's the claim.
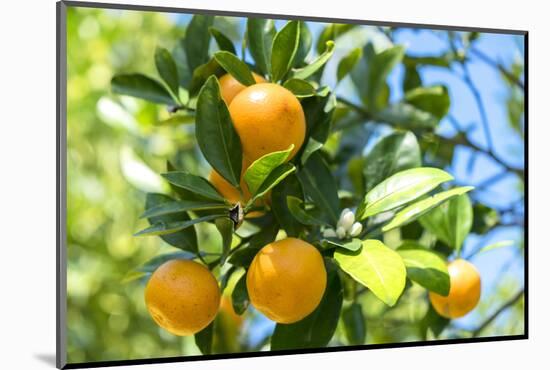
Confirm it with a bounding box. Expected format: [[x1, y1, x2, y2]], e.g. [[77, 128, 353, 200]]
[[349, 222, 363, 237], [323, 228, 337, 238], [340, 210, 355, 231], [336, 226, 347, 239]]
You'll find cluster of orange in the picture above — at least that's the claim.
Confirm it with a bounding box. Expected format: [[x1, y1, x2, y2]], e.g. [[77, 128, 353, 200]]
[[144, 75, 481, 337]]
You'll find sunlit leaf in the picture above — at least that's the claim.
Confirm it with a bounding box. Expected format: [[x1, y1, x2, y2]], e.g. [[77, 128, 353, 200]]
[[271, 20, 300, 82], [244, 145, 294, 196], [291, 41, 335, 80], [247, 18, 276, 75], [214, 51, 256, 86]]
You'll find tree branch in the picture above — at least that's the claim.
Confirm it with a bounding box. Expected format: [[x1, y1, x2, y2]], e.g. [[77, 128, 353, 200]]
[[470, 47, 524, 90], [471, 288, 524, 337]]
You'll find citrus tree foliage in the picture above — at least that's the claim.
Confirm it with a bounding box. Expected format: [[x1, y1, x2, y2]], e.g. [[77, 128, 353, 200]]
[[67, 8, 524, 362]]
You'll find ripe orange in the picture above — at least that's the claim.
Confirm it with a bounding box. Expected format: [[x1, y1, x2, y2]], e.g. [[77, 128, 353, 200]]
[[429, 259, 481, 319], [219, 72, 266, 105], [246, 237, 327, 323], [145, 259, 220, 336], [229, 83, 306, 162]]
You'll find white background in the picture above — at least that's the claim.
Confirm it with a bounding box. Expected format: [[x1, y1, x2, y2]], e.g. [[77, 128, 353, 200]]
[[0, 0, 547, 369]]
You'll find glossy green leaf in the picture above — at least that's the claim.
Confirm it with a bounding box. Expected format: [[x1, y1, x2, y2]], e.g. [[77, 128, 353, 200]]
[[244, 145, 294, 195], [342, 303, 366, 345], [188, 57, 225, 96], [286, 196, 328, 226], [419, 193, 473, 253], [215, 217, 234, 265], [271, 20, 300, 82], [195, 76, 242, 187], [271, 261, 343, 349], [337, 47, 362, 82], [247, 18, 276, 75], [195, 321, 214, 355], [161, 171, 225, 202], [154, 46, 180, 97], [397, 242, 450, 295], [214, 51, 256, 86], [209, 27, 236, 54], [249, 163, 296, 205], [322, 238, 362, 252], [291, 41, 335, 80], [172, 43, 192, 87], [382, 186, 474, 232], [297, 152, 340, 223], [301, 93, 334, 144], [271, 175, 305, 237], [144, 193, 198, 252], [363, 131, 422, 193], [300, 138, 323, 165], [294, 21, 312, 66], [140, 200, 227, 219], [335, 239, 406, 306], [405, 85, 451, 119], [357, 167, 453, 220], [375, 102, 439, 129], [111, 73, 175, 105], [184, 15, 214, 72], [351, 44, 405, 111], [135, 214, 221, 237], [283, 78, 316, 98], [231, 273, 250, 315]]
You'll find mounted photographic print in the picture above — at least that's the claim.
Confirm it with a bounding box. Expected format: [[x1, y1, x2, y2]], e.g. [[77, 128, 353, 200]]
[[56, 1, 527, 368]]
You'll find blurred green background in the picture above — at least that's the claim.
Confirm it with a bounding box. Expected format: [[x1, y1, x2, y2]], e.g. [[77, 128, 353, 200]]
[[66, 6, 524, 364]]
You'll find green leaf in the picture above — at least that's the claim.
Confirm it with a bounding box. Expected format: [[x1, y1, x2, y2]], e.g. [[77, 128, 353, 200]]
[[363, 131, 422, 193], [144, 194, 198, 252], [231, 273, 250, 315], [286, 196, 328, 226], [214, 51, 256, 86], [215, 217, 234, 265], [209, 27, 236, 54], [111, 74, 175, 105], [382, 186, 474, 232], [228, 222, 279, 267], [472, 203, 500, 234], [375, 103, 439, 129], [403, 65, 422, 91], [140, 200, 227, 219], [154, 47, 180, 97], [172, 43, 192, 87], [297, 152, 340, 223], [283, 79, 316, 98], [155, 113, 194, 126], [244, 145, 294, 195], [136, 251, 197, 273], [188, 57, 225, 96], [475, 240, 515, 256], [294, 21, 312, 66], [337, 48, 362, 82], [316, 23, 355, 54], [351, 44, 405, 111], [356, 167, 453, 220], [271, 261, 343, 349], [300, 138, 323, 165], [291, 41, 335, 80], [271, 175, 304, 237], [184, 15, 214, 72], [249, 163, 296, 205], [270, 20, 300, 82], [301, 93, 334, 144], [405, 85, 451, 119], [195, 76, 243, 187], [161, 172, 225, 202], [334, 239, 406, 306], [322, 238, 362, 252], [397, 242, 450, 296], [247, 18, 276, 76], [195, 321, 214, 355], [342, 303, 366, 345], [419, 193, 473, 253], [135, 214, 221, 237]]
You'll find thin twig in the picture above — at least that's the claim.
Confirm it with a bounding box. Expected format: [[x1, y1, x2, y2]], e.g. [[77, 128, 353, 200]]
[[471, 288, 524, 337]]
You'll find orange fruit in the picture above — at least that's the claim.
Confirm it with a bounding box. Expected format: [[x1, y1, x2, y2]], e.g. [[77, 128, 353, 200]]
[[246, 237, 327, 323], [429, 259, 481, 319], [229, 83, 306, 162], [219, 295, 244, 327], [219, 72, 266, 105], [145, 259, 220, 336]]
